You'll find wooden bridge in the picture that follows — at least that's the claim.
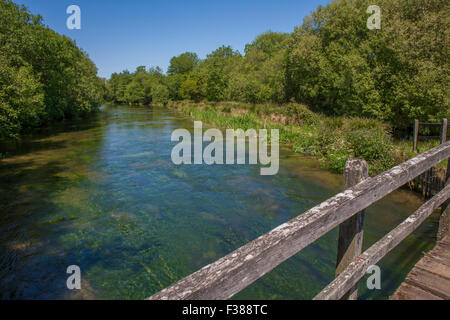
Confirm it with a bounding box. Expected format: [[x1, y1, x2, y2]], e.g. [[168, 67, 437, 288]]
[[148, 141, 450, 300], [391, 234, 450, 300]]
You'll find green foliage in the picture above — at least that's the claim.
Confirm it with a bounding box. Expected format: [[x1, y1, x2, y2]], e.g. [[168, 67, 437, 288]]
[[286, 0, 449, 129], [167, 52, 199, 75], [346, 128, 394, 162], [326, 149, 351, 173], [0, 51, 44, 139], [107, 0, 447, 132], [0, 0, 103, 140], [151, 83, 170, 106], [206, 68, 228, 101], [285, 103, 320, 126], [107, 66, 167, 105], [179, 70, 206, 102], [171, 100, 399, 175]]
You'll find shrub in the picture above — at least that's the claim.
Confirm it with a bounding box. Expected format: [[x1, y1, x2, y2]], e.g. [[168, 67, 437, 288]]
[[286, 103, 320, 126], [293, 132, 317, 153], [326, 149, 351, 173], [343, 117, 388, 132], [345, 128, 394, 163], [322, 117, 344, 130]]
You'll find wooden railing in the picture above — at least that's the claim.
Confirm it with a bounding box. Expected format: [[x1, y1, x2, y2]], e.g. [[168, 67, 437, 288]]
[[411, 119, 448, 199], [413, 118, 448, 153], [148, 141, 450, 300]]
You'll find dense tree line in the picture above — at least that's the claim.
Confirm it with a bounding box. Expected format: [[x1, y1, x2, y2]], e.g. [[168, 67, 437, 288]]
[[0, 0, 104, 140], [106, 66, 169, 106], [286, 0, 449, 128], [108, 0, 448, 129]]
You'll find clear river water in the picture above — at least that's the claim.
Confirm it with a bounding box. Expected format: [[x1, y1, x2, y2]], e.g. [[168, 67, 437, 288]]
[[0, 105, 439, 300]]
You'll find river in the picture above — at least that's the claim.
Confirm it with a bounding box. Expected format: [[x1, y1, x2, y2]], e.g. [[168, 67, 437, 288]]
[[0, 105, 439, 300]]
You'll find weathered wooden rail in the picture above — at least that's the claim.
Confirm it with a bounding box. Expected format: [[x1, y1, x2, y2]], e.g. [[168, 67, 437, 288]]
[[413, 118, 448, 153], [411, 119, 448, 199], [148, 141, 450, 300]]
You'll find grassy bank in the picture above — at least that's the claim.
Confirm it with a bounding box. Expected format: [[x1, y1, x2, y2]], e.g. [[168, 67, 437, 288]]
[[167, 100, 445, 176]]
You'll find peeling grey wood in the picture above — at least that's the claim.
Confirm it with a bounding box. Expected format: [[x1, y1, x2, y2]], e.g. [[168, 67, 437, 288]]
[[441, 119, 448, 144], [404, 267, 450, 299], [148, 142, 450, 300], [438, 132, 449, 241], [392, 234, 450, 300], [391, 283, 443, 300], [314, 183, 450, 300], [413, 120, 419, 153], [336, 159, 368, 300], [437, 140, 450, 241], [437, 203, 450, 241]]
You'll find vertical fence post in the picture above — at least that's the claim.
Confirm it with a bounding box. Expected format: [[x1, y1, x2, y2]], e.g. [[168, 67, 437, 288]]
[[437, 119, 449, 240], [437, 134, 450, 240], [413, 119, 419, 153], [335, 158, 369, 300], [441, 118, 448, 144], [437, 170, 450, 241]]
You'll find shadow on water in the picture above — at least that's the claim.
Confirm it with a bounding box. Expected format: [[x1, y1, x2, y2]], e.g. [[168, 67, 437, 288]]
[[0, 112, 107, 299], [0, 105, 440, 300]]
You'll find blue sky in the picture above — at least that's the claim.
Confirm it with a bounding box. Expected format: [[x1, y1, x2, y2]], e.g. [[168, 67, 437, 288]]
[[17, 0, 331, 78]]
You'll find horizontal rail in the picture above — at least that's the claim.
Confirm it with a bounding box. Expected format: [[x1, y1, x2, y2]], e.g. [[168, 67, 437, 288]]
[[314, 182, 450, 300], [414, 119, 448, 153], [418, 135, 441, 141], [419, 122, 443, 128], [148, 141, 450, 300]]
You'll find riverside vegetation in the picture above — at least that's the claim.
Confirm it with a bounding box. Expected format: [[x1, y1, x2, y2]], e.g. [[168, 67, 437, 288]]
[[0, 0, 447, 300], [168, 100, 445, 175], [1, 0, 448, 173], [105, 0, 449, 174], [0, 0, 104, 141], [106, 0, 449, 130]]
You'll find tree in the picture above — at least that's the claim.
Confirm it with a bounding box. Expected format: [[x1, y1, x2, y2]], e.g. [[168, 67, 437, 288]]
[[244, 31, 289, 58], [152, 84, 170, 106], [0, 0, 103, 140], [0, 51, 43, 139], [167, 52, 199, 75], [286, 0, 449, 128], [104, 0, 448, 130]]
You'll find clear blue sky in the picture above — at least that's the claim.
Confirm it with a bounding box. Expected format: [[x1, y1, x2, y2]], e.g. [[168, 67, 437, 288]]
[[17, 0, 331, 78]]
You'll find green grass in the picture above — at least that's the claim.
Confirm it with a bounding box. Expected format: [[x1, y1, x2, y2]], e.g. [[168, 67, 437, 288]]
[[168, 100, 446, 176]]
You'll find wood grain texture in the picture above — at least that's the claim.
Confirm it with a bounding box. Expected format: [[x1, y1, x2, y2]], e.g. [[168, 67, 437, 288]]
[[336, 159, 368, 300], [148, 142, 450, 300], [314, 184, 450, 300], [441, 119, 448, 144], [390, 283, 443, 300], [391, 234, 450, 300]]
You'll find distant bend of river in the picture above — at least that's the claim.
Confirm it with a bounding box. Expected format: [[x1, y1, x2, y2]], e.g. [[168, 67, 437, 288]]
[[0, 105, 439, 300]]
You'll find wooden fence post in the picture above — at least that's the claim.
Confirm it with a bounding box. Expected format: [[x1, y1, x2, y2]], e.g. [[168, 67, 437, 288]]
[[335, 158, 369, 300], [437, 200, 450, 241], [441, 118, 448, 144], [413, 119, 419, 153], [437, 119, 449, 241], [437, 137, 450, 241]]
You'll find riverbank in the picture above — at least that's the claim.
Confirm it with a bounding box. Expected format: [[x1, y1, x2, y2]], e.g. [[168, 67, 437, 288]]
[[166, 100, 446, 177], [0, 104, 438, 299]]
